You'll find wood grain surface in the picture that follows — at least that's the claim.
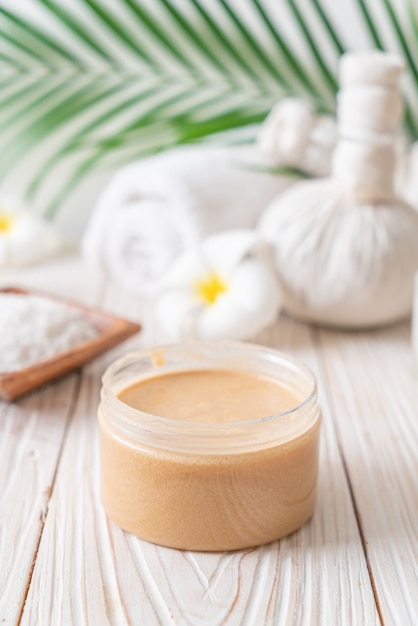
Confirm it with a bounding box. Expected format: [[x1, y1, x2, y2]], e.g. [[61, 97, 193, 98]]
[[0, 256, 416, 625]]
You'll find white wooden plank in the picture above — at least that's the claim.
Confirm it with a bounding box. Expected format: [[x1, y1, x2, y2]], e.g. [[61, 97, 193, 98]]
[[318, 322, 418, 625], [21, 299, 380, 625], [0, 376, 79, 625], [19, 362, 123, 626], [0, 256, 105, 625], [254, 319, 380, 626]]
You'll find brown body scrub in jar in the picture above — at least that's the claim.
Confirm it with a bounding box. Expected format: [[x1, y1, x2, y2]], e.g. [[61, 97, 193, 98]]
[[98, 342, 321, 551]]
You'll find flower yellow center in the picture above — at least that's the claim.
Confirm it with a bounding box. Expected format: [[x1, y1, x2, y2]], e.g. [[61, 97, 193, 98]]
[[195, 272, 227, 304], [0, 211, 15, 234]]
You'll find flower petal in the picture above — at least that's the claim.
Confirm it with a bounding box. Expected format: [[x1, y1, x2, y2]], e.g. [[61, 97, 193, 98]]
[[160, 246, 209, 290], [0, 213, 60, 267], [228, 258, 282, 315], [155, 288, 200, 342], [196, 293, 252, 340], [196, 274, 280, 341], [202, 229, 260, 276], [155, 230, 281, 342]]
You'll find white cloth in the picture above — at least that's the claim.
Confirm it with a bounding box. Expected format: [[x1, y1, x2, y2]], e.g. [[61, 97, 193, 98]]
[[258, 178, 418, 327], [337, 86, 403, 137], [256, 51, 418, 329], [332, 140, 397, 201], [82, 145, 293, 294], [337, 51, 404, 139], [399, 141, 418, 211], [257, 98, 336, 176], [339, 50, 405, 89]]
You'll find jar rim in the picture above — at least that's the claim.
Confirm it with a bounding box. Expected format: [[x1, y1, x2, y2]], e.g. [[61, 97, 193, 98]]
[[99, 341, 319, 453]]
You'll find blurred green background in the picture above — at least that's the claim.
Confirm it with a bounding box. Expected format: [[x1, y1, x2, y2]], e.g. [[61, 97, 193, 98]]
[[0, 0, 417, 236]]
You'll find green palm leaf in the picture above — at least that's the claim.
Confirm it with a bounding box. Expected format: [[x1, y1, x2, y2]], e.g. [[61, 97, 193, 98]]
[[0, 0, 417, 224]]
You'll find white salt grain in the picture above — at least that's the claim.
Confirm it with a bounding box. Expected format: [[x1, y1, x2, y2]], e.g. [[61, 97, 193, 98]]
[[0, 293, 99, 372]]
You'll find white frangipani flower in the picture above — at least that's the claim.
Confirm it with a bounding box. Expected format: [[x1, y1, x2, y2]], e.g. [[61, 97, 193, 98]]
[[156, 229, 282, 341], [0, 198, 61, 268]]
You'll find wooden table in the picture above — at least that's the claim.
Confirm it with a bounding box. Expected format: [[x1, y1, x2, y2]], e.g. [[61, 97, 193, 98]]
[[1, 256, 417, 626]]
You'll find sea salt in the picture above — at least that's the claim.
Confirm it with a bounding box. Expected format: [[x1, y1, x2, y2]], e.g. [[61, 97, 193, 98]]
[[0, 293, 99, 373]]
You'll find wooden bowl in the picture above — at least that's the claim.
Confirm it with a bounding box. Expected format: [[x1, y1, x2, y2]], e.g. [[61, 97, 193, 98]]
[[0, 286, 141, 402]]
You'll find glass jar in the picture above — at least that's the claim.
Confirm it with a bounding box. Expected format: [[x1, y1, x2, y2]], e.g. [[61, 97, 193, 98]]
[[98, 341, 321, 551]]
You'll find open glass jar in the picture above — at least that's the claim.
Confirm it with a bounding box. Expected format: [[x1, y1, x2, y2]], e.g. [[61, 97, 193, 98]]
[[98, 341, 321, 551]]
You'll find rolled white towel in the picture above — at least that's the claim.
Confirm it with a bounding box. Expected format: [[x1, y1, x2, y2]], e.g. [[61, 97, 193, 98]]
[[82, 144, 295, 294]]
